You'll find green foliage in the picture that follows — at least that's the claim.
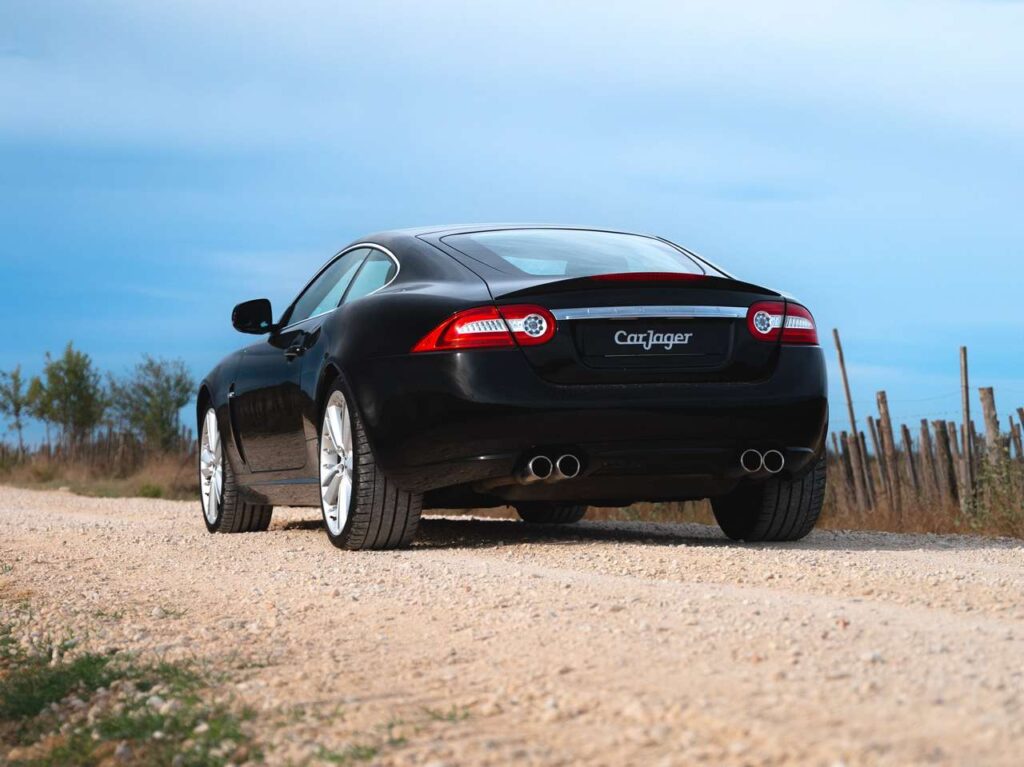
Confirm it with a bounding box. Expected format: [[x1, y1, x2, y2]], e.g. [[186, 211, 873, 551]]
[[28, 343, 106, 446], [108, 356, 193, 451], [138, 483, 163, 498], [0, 365, 30, 453], [964, 453, 1024, 538], [0, 622, 257, 767], [0, 651, 114, 720], [422, 704, 470, 723], [315, 743, 380, 765]]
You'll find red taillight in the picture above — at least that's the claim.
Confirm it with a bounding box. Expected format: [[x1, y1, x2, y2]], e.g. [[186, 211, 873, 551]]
[[747, 301, 785, 341], [411, 304, 556, 352], [498, 304, 557, 345], [781, 303, 818, 345], [745, 301, 818, 345], [589, 272, 706, 282]]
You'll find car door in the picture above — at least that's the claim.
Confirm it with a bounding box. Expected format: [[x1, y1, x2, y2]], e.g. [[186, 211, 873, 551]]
[[231, 248, 371, 473]]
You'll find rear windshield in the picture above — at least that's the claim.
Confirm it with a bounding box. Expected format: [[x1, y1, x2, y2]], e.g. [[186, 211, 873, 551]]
[[443, 229, 712, 278]]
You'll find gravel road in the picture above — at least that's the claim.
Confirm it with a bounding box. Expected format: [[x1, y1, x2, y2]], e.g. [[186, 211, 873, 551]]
[[2, 486, 1023, 766]]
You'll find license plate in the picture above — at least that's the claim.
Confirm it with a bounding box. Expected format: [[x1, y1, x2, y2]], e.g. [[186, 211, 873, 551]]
[[579, 320, 730, 359]]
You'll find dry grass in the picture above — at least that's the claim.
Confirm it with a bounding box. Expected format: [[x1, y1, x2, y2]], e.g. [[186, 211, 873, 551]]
[[3, 448, 1020, 539], [0, 452, 198, 501], [475, 459, 1024, 539]]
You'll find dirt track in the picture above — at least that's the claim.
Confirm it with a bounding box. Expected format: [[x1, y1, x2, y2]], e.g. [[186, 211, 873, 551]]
[[2, 486, 1023, 766]]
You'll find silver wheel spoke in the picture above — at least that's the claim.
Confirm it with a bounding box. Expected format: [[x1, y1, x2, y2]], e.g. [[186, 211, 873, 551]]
[[324, 473, 341, 506], [321, 463, 340, 487], [327, 405, 345, 451]]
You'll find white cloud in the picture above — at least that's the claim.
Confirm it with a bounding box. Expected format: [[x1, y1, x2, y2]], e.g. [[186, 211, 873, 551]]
[[2, 0, 1023, 148]]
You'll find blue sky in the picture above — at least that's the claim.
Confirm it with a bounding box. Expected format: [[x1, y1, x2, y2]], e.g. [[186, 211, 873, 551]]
[[2, 0, 1023, 440]]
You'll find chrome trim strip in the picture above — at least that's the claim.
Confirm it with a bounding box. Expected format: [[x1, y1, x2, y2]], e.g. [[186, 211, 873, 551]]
[[551, 305, 747, 321], [279, 242, 401, 331]]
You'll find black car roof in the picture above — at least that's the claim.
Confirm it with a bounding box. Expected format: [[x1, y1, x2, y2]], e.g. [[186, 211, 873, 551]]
[[369, 223, 656, 239]]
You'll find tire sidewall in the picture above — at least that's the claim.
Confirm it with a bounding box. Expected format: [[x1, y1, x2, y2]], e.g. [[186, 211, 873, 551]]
[[319, 379, 359, 545]]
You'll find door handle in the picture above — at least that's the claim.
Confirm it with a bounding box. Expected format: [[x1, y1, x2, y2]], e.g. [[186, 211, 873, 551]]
[[284, 335, 307, 360]]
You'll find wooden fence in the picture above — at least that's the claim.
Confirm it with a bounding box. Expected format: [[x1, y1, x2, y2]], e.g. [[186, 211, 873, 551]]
[[827, 332, 1023, 530]]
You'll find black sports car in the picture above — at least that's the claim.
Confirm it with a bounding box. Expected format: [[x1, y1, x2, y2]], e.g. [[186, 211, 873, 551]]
[[198, 225, 827, 549]]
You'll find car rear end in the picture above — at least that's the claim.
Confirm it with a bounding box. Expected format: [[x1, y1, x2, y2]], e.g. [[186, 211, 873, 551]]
[[353, 228, 827, 508]]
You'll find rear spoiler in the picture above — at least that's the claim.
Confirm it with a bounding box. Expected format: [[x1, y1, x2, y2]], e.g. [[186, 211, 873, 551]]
[[491, 273, 783, 300]]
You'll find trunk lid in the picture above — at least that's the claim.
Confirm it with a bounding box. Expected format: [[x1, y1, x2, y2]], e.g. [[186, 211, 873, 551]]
[[497, 275, 783, 384], [429, 228, 783, 384]]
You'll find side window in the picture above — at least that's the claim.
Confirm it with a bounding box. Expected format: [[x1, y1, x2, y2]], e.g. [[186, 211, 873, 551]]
[[285, 248, 370, 326], [343, 251, 397, 304]]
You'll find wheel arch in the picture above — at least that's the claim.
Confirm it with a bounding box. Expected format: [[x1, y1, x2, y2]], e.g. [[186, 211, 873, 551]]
[[196, 383, 213, 428], [315, 363, 343, 424]]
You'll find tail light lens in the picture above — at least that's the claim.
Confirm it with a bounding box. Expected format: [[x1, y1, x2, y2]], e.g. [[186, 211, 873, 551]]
[[746, 301, 818, 345], [747, 301, 785, 341], [499, 304, 557, 345], [781, 303, 818, 344], [412, 304, 556, 352]]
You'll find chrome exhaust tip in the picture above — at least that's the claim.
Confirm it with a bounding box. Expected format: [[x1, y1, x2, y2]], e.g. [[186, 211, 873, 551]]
[[553, 454, 581, 481], [517, 455, 553, 485], [739, 449, 764, 473], [762, 449, 785, 474]]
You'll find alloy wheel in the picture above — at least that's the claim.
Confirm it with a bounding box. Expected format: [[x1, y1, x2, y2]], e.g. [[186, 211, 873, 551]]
[[199, 408, 224, 524], [320, 390, 354, 536]]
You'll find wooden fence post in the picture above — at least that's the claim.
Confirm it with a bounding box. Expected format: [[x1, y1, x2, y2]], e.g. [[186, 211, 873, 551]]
[[858, 431, 876, 508], [876, 391, 902, 514], [900, 423, 920, 496], [918, 419, 938, 496], [833, 432, 855, 507], [978, 387, 1002, 466], [968, 420, 982, 479], [959, 347, 974, 494], [846, 432, 869, 510], [933, 420, 958, 501], [946, 421, 964, 499], [832, 328, 870, 510], [1009, 416, 1024, 462], [867, 416, 887, 505]]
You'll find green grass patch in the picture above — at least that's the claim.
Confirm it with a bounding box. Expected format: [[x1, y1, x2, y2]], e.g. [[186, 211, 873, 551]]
[[421, 704, 470, 723], [0, 620, 258, 767], [137, 483, 162, 499], [0, 652, 114, 720], [315, 743, 379, 765]]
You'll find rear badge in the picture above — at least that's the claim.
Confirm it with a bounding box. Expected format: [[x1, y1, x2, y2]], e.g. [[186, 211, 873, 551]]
[[614, 329, 694, 351]]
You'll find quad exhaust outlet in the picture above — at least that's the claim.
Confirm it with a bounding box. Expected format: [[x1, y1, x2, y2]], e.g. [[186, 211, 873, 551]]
[[739, 448, 785, 475], [516, 453, 582, 485], [517, 455, 553, 485], [550, 454, 582, 482]]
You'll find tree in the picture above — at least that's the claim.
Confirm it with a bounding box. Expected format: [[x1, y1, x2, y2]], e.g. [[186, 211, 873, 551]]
[[109, 356, 194, 451], [26, 375, 50, 444], [0, 365, 30, 454], [29, 343, 106, 448]]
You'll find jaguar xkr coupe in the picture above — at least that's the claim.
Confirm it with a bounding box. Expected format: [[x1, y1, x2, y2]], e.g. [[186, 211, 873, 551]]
[[198, 225, 827, 549]]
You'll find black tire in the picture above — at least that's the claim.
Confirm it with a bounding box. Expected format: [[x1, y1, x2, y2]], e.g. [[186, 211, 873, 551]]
[[515, 502, 588, 525], [711, 456, 826, 542], [200, 409, 273, 534], [320, 380, 423, 550]]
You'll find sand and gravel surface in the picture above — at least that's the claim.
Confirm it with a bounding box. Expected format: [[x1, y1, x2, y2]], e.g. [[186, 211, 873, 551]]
[[2, 485, 1023, 766]]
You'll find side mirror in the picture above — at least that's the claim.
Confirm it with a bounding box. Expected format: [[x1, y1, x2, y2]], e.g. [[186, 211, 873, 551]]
[[232, 299, 274, 334]]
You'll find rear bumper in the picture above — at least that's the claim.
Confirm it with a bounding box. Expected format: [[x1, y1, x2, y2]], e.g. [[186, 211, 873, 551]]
[[349, 345, 827, 502]]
